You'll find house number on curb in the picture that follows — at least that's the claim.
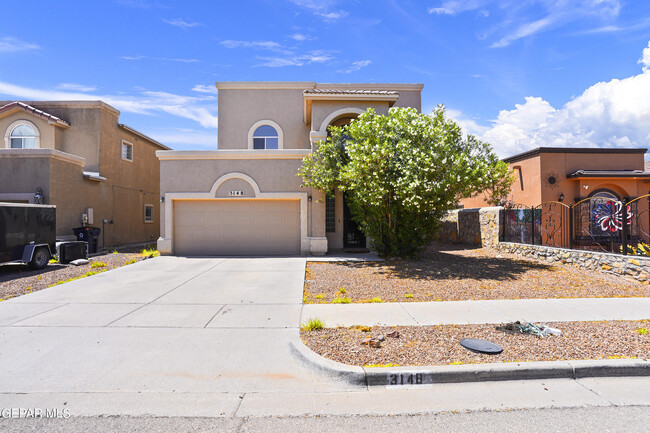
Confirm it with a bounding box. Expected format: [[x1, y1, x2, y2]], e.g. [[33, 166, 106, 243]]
[[229, 190, 244, 197], [388, 373, 423, 385]]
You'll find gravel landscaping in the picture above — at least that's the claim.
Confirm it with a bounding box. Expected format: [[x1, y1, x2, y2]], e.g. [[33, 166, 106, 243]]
[[304, 244, 650, 303], [301, 320, 650, 366], [0, 246, 156, 301]]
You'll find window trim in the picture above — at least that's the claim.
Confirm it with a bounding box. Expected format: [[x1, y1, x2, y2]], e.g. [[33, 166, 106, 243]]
[[4, 119, 40, 149], [247, 120, 283, 150], [144, 204, 154, 223], [121, 139, 133, 162]]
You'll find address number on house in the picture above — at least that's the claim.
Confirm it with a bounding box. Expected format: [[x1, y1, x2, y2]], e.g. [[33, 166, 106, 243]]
[[229, 190, 244, 197]]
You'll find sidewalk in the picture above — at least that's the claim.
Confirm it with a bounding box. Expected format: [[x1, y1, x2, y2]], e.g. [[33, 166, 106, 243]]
[[300, 297, 650, 327]]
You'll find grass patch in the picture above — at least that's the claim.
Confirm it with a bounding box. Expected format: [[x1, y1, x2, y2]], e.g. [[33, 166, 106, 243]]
[[332, 297, 351, 304], [637, 328, 648, 335], [91, 261, 107, 269], [140, 248, 160, 258], [49, 256, 59, 264], [315, 294, 325, 299], [404, 293, 414, 298], [338, 287, 346, 294], [301, 318, 325, 331], [47, 270, 103, 287], [367, 297, 383, 303], [125, 258, 136, 265]]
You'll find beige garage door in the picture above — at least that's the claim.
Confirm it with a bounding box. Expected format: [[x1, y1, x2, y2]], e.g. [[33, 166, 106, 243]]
[[173, 200, 301, 256]]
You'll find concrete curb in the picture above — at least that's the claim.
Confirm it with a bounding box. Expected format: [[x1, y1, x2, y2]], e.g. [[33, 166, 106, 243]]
[[290, 337, 650, 386]]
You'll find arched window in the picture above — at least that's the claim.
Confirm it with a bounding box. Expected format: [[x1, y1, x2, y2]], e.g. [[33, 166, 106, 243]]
[[248, 120, 283, 150], [10, 123, 37, 149], [253, 125, 279, 149]]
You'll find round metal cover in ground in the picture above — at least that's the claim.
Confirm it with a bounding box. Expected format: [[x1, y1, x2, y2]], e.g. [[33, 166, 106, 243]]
[[459, 338, 503, 355]]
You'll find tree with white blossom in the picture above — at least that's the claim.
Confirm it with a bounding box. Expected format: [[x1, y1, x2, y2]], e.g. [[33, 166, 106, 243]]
[[299, 106, 512, 258]]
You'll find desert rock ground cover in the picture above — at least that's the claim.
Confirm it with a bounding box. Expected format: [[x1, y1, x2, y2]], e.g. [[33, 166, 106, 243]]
[[304, 244, 650, 303], [301, 321, 650, 366], [0, 246, 156, 301]]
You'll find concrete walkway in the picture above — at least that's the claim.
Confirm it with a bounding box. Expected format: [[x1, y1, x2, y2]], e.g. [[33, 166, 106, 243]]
[[301, 297, 650, 328]]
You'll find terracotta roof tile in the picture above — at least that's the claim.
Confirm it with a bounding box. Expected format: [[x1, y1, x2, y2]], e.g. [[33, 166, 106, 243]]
[[304, 89, 399, 95], [0, 101, 70, 127]]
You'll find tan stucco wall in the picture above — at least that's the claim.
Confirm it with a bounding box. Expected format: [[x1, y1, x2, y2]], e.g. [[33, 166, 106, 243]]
[[159, 157, 324, 241], [217, 89, 310, 150], [461, 150, 649, 209], [0, 101, 163, 247], [391, 90, 422, 112], [0, 112, 56, 150], [0, 156, 52, 202], [540, 152, 646, 204]]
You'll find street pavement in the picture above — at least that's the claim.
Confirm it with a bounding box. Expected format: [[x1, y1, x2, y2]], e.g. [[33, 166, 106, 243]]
[[0, 256, 648, 424]]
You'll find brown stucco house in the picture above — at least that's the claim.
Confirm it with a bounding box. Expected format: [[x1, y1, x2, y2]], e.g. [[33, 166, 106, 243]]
[[461, 147, 650, 208], [0, 100, 170, 247], [157, 81, 423, 256]]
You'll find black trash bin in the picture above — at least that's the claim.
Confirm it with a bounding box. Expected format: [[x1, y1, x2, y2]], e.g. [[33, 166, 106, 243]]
[[72, 226, 101, 254]]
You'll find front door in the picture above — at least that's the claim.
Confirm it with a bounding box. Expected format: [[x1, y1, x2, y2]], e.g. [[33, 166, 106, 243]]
[[343, 195, 366, 249]]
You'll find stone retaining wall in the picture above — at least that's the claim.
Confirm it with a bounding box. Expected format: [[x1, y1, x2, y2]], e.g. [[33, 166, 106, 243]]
[[497, 242, 650, 283], [436, 207, 502, 247]]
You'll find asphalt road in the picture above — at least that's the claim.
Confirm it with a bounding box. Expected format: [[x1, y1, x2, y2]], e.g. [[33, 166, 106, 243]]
[[2, 405, 649, 433]]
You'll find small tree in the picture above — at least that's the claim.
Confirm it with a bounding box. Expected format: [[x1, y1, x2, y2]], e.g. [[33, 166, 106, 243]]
[[299, 106, 512, 258]]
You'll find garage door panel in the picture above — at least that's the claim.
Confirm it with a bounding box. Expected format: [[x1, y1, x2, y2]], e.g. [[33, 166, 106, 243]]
[[174, 200, 300, 256]]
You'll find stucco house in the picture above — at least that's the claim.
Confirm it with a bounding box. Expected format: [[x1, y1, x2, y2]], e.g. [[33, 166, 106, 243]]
[[0, 100, 169, 247], [461, 147, 650, 208], [157, 81, 423, 256]]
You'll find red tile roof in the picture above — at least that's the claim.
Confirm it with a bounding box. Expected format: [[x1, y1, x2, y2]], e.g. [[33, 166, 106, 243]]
[[0, 101, 70, 127]]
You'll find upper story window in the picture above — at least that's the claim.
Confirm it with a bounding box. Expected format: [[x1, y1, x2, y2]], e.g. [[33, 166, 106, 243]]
[[121, 140, 133, 161], [253, 125, 279, 149], [5, 121, 40, 149], [248, 120, 283, 150]]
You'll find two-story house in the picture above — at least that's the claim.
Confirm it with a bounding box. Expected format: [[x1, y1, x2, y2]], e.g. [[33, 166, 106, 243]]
[[157, 81, 423, 256], [0, 100, 169, 247]]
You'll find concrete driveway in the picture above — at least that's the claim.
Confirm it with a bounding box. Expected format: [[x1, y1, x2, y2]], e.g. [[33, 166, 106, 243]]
[[0, 256, 355, 415]]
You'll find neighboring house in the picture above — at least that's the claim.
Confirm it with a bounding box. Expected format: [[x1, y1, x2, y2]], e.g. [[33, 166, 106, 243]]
[[461, 147, 650, 208], [157, 81, 424, 256], [0, 100, 170, 247]]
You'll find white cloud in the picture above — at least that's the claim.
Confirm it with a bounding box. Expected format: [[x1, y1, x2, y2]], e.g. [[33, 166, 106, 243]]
[[148, 128, 218, 150], [288, 0, 348, 21], [191, 84, 218, 94], [163, 18, 203, 29], [445, 108, 490, 137], [256, 52, 333, 67], [431, 0, 624, 48], [490, 17, 553, 48], [480, 42, 650, 156], [317, 10, 348, 20], [428, 0, 489, 15], [56, 83, 97, 92], [640, 41, 650, 72], [0, 81, 218, 129], [290, 33, 309, 41], [121, 55, 199, 63], [220, 40, 280, 50], [0, 37, 40, 53], [337, 59, 371, 73]]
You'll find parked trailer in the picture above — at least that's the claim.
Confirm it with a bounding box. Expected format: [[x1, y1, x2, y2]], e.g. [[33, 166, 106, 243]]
[[0, 202, 56, 269]]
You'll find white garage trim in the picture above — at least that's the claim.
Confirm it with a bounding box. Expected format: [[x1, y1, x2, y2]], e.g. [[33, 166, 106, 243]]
[[161, 172, 310, 254]]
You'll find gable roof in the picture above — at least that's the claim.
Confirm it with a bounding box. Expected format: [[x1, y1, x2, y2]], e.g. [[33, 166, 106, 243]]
[[0, 101, 70, 128]]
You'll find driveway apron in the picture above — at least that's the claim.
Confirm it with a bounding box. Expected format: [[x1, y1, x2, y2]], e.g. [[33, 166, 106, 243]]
[[0, 256, 354, 395]]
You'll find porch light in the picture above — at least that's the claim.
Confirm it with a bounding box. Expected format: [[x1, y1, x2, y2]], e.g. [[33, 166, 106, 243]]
[[33, 187, 43, 204], [558, 193, 564, 202]]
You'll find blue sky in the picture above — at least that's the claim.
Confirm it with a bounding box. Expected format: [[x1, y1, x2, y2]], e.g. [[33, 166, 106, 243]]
[[1, 0, 650, 156]]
